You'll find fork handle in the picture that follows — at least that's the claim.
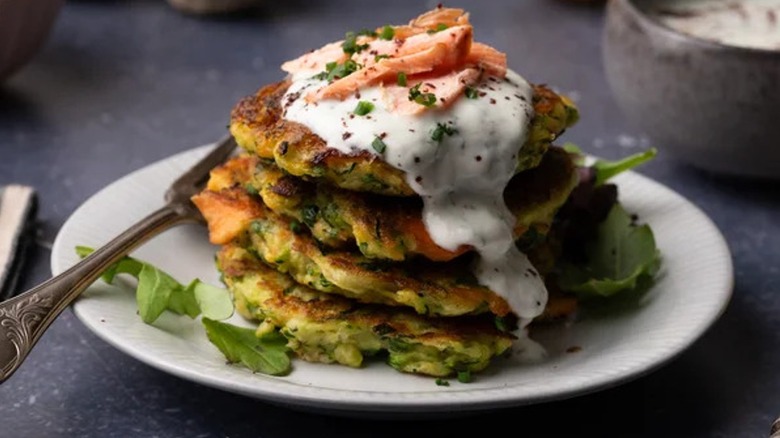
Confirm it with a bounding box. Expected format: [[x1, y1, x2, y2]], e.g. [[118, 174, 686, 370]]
[[0, 204, 192, 383]]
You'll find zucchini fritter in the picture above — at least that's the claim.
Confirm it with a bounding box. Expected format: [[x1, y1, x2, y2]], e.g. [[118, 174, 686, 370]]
[[206, 147, 578, 262], [238, 201, 512, 317], [230, 79, 578, 196], [218, 244, 514, 377]]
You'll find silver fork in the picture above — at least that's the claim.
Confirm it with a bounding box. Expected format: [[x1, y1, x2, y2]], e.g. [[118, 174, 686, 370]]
[[0, 135, 236, 384]]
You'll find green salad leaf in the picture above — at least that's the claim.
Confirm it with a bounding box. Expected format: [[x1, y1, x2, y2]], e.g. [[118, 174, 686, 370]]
[[75, 246, 232, 323], [560, 144, 658, 185], [76, 246, 288, 376], [558, 203, 661, 298], [592, 148, 657, 185], [136, 263, 178, 324], [202, 318, 291, 376], [167, 280, 201, 318], [193, 281, 234, 320], [76, 245, 142, 283]]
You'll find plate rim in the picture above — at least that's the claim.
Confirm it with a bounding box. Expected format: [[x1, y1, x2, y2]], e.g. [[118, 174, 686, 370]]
[[51, 144, 734, 414]]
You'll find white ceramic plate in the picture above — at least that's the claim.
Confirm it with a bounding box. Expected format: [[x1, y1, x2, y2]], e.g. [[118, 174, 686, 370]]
[[51, 145, 733, 416]]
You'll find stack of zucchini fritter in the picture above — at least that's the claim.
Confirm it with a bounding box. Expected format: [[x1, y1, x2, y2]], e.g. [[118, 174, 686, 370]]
[[192, 79, 580, 377]]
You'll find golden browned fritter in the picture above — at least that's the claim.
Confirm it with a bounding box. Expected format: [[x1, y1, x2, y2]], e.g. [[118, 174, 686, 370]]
[[230, 79, 579, 196], [203, 147, 578, 262], [219, 243, 515, 377]]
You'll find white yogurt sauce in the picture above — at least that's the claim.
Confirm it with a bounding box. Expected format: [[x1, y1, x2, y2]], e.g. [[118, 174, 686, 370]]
[[282, 69, 547, 324], [654, 0, 780, 50]]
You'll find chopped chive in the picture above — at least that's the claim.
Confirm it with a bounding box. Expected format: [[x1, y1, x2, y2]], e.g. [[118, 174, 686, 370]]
[[379, 25, 395, 40], [457, 370, 472, 383], [353, 100, 375, 116], [357, 28, 377, 37], [435, 378, 450, 387], [374, 54, 390, 62], [315, 59, 360, 82], [408, 83, 437, 107], [244, 184, 259, 196], [427, 23, 449, 34], [397, 72, 407, 86], [409, 83, 421, 99], [465, 86, 479, 99], [371, 137, 387, 154], [342, 31, 369, 56], [416, 93, 437, 107], [289, 220, 303, 234], [430, 122, 458, 142]]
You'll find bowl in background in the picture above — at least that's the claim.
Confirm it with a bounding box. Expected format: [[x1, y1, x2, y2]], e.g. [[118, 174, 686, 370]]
[[603, 0, 780, 179], [0, 0, 63, 82]]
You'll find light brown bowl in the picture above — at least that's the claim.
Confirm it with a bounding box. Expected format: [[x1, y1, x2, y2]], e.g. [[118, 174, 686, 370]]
[[603, 0, 780, 179]]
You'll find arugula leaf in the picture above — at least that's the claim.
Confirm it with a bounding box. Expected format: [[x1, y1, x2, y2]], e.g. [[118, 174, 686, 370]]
[[558, 203, 661, 298], [593, 148, 657, 185], [76, 246, 292, 377], [167, 280, 201, 318], [559, 145, 657, 184], [76, 246, 143, 283], [75, 246, 234, 323], [202, 318, 291, 376], [193, 281, 234, 320], [136, 263, 178, 324]]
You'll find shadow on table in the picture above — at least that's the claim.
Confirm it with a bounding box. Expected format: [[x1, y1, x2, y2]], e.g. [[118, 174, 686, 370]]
[[673, 161, 780, 206], [0, 87, 40, 127]]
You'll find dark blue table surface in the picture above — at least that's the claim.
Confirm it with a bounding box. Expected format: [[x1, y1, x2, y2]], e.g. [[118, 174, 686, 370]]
[[2, 1, 779, 436]]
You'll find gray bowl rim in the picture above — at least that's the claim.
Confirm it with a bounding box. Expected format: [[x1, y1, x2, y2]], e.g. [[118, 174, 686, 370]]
[[616, 0, 780, 58]]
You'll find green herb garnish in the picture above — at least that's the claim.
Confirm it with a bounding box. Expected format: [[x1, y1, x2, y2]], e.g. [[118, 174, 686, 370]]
[[354, 100, 375, 116], [379, 25, 395, 40], [75, 246, 234, 322], [301, 205, 319, 227], [592, 148, 658, 186], [136, 263, 179, 324], [558, 203, 661, 298], [465, 86, 479, 99], [396, 72, 407, 86], [289, 219, 303, 234], [371, 137, 387, 154], [435, 378, 450, 387], [457, 370, 472, 383], [342, 31, 370, 56], [167, 280, 201, 319], [314, 59, 360, 82], [76, 246, 291, 376], [430, 122, 458, 142], [357, 28, 377, 37], [202, 318, 291, 376], [562, 144, 657, 183], [408, 83, 437, 107], [427, 23, 448, 34], [374, 54, 390, 62]]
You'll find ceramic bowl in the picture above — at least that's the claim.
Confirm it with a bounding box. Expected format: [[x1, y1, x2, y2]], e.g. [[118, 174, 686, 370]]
[[0, 0, 63, 82], [603, 0, 780, 179]]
